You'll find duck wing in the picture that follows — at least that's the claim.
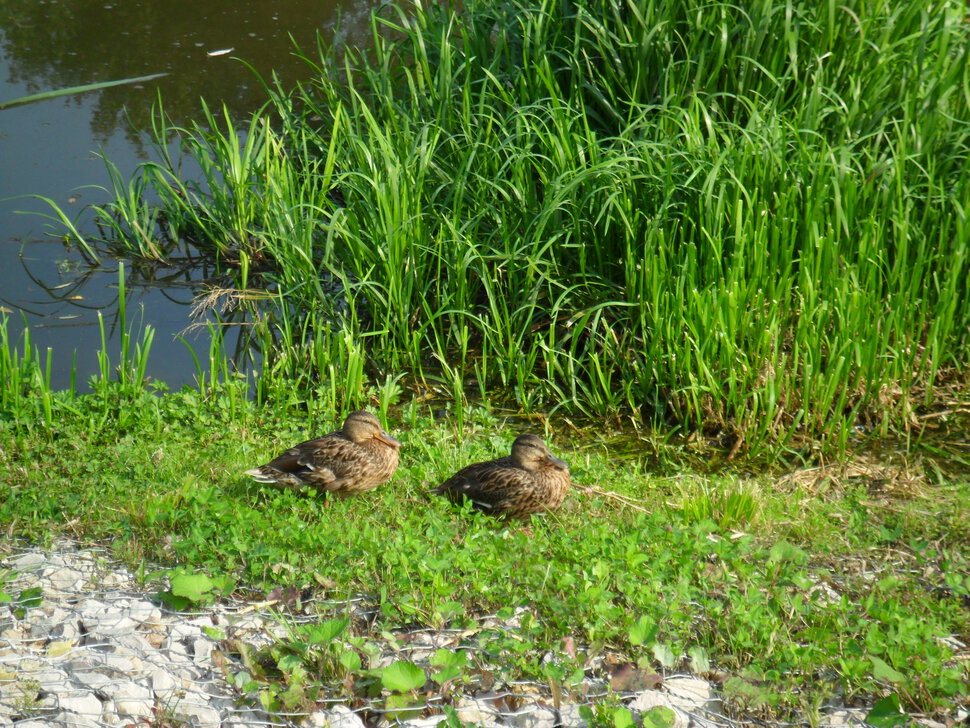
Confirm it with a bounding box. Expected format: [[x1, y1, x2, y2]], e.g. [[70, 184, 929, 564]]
[[433, 457, 533, 513], [297, 437, 375, 491], [246, 433, 357, 490]]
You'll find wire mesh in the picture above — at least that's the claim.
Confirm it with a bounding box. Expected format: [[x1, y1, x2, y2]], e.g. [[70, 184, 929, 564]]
[[0, 540, 888, 728]]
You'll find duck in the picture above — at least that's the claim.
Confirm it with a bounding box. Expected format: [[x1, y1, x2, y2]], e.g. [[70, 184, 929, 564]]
[[245, 410, 401, 496], [431, 434, 570, 517]]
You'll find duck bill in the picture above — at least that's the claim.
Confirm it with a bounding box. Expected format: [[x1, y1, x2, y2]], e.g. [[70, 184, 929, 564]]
[[375, 431, 402, 449], [546, 454, 569, 471]]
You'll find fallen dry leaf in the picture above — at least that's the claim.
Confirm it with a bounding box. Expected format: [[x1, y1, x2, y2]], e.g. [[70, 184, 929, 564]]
[[609, 662, 663, 692]]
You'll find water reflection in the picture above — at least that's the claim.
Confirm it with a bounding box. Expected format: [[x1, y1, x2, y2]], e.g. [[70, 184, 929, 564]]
[[1, 0, 376, 139], [0, 0, 378, 389], [1, 239, 229, 389]]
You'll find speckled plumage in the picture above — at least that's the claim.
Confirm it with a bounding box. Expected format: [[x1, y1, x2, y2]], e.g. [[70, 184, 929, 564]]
[[245, 410, 401, 496], [432, 434, 570, 517]]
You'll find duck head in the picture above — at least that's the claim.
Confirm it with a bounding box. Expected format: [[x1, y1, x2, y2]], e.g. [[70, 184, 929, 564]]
[[510, 434, 568, 473], [343, 410, 402, 449]]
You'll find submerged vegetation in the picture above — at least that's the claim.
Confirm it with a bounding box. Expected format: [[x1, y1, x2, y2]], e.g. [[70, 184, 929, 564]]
[[37, 0, 970, 455]]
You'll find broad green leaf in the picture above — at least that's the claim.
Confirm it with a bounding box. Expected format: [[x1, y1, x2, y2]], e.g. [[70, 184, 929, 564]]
[[652, 642, 676, 668], [767, 541, 808, 565], [629, 615, 655, 646], [613, 707, 635, 728], [19, 587, 43, 608], [340, 650, 362, 672], [385, 693, 423, 721], [866, 694, 908, 728], [432, 665, 463, 685], [155, 591, 190, 611], [382, 660, 426, 692], [430, 649, 466, 668], [689, 646, 710, 673], [14, 587, 44, 619], [277, 654, 304, 673], [258, 688, 281, 713], [435, 601, 464, 617], [303, 618, 349, 645], [644, 706, 677, 728], [438, 706, 464, 728], [170, 573, 213, 603], [870, 657, 906, 684], [210, 574, 235, 595], [281, 680, 305, 710]]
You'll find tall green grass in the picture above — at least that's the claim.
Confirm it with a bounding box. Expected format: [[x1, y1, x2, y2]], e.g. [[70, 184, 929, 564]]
[[42, 0, 970, 455]]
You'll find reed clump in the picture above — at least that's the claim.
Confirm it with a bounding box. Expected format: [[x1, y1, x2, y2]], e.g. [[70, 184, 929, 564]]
[[48, 0, 970, 455]]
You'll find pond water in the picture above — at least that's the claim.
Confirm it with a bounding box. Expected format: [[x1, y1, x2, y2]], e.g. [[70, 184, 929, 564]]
[[0, 0, 377, 390]]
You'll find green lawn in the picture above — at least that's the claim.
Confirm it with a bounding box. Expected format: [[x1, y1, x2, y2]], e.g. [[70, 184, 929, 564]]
[[1, 365, 966, 721]]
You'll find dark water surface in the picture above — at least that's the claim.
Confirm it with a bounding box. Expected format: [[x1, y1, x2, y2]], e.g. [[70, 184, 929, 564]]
[[1, 0, 376, 389]]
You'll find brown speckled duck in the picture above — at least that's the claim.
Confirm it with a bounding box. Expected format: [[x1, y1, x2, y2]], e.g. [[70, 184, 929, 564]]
[[432, 434, 570, 517], [245, 410, 401, 497]]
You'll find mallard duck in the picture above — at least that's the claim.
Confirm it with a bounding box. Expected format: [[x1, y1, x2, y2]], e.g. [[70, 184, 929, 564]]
[[245, 410, 401, 496], [432, 434, 570, 517]]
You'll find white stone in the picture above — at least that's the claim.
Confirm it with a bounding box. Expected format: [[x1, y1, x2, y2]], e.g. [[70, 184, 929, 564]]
[[230, 615, 266, 633], [28, 605, 70, 631], [168, 661, 204, 681], [0, 626, 27, 644], [189, 614, 221, 627], [57, 691, 104, 719], [26, 668, 69, 692], [52, 710, 102, 728], [83, 612, 136, 637], [456, 696, 503, 725], [665, 676, 721, 714], [100, 571, 130, 587], [559, 703, 589, 728], [192, 637, 214, 664], [114, 631, 156, 653], [819, 709, 868, 727], [506, 706, 559, 728], [169, 622, 203, 642], [303, 704, 367, 728], [150, 667, 179, 698], [34, 693, 59, 710], [108, 681, 154, 718], [80, 651, 143, 675], [73, 670, 117, 691], [10, 553, 46, 569], [50, 618, 82, 641], [44, 566, 86, 591], [401, 717, 447, 728], [165, 637, 191, 657], [209, 696, 243, 713], [172, 697, 223, 727], [100, 697, 118, 724], [75, 599, 109, 619], [628, 691, 689, 728], [128, 600, 162, 625]]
